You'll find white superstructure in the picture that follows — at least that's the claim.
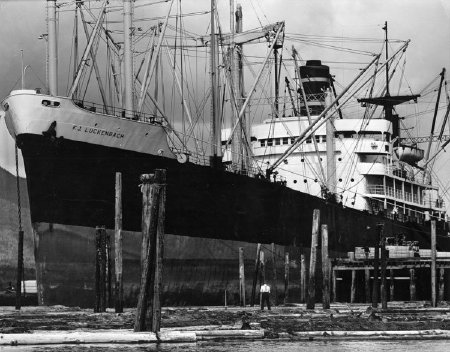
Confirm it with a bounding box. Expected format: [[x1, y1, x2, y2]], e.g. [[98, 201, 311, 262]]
[[224, 113, 445, 224]]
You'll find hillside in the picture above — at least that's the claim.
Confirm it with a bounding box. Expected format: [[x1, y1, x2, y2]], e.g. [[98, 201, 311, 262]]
[[0, 166, 34, 288]]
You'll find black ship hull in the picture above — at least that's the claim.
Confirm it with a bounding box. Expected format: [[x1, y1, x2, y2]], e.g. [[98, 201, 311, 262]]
[[19, 133, 450, 306], [19, 133, 450, 249]]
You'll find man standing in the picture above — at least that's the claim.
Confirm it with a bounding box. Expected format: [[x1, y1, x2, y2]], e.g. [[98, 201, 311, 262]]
[[260, 283, 271, 310]]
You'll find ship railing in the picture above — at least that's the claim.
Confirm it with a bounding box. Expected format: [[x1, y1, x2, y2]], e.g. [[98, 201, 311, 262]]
[[172, 149, 285, 183], [72, 99, 165, 125], [385, 164, 428, 184], [299, 93, 325, 103], [423, 198, 446, 210], [366, 185, 445, 209], [383, 212, 425, 225]]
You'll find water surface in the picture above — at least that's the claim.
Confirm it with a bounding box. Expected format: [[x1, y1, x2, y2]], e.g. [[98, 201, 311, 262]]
[[4, 339, 449, 352]]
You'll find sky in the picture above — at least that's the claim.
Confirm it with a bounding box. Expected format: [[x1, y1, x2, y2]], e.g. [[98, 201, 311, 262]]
[[0, 0, 450, 198]]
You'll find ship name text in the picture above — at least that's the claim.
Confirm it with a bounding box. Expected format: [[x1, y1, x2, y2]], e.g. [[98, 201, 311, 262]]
[[72, 125, 125, 139]]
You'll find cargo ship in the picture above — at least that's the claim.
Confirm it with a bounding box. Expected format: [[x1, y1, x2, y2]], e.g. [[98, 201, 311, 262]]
[[2, 0, 450, 306]]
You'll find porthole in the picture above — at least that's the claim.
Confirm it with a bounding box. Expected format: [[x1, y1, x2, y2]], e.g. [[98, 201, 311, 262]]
[[42, 99, 60, 108]]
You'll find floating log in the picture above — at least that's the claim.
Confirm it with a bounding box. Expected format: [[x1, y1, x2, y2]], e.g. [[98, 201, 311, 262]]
[[291, 329, 450, 340], [0, 330, 200, 345], [194, 329, 265, 340]]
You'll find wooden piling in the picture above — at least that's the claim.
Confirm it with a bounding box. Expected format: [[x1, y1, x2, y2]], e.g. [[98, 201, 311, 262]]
[[364, 269, 371, 303], [307, 209, 320, 310], [431, 220, 437, 307], [438, 268, 445, 303], [134, 170, 166, 332], [105, 231, 112, 308], [380, 233, 387, 309], [271, 243, 278, 306], [332, 269, 337, 303], [94, 227, 107, 313], [250, 243, 261, 306], [238, 247, 246, 306], [389, 269, 395, 301], [321, 225, 330, 309], [349, 270, 356, 303], [224, 289, 227, 308], [94, 229, 100, 313], [260, 251, 265, 285], [409, 268, 416, 301], [134, 174, 159, 331], [372, 224, 382, 308], [284, 252, 289, 305], [15, 230, 24, 310], [32, 224, 44, 306], [135, 174, 156, 331], [151, 170, 166, 332], [300, 254, 306, 303], [114, 172, 124, 313]]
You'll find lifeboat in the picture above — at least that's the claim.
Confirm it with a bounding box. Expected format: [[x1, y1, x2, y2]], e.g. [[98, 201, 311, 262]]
[[395, 144, 424, 165]]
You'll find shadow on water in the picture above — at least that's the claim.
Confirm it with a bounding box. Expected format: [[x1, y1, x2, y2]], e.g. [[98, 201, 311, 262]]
[[11, 340, 450, 352]]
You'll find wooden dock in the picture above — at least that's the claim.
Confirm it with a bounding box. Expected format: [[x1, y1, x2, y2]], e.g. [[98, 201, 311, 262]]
[[331, 257, 450, 304], [333, 258, 450, 271]]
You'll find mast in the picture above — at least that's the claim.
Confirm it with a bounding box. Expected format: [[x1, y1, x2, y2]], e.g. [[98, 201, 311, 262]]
[[69, 1, 107, 98], [383, 21, 390, 97], [229, 0, 238, 166], [232, 3, 247, 170], [47, 0, 58, 96], [274, 32, 284, 118], [210, 0, 222, 166], [123, 0, 134, 117], [73, 1, 81, 97], [325, 88, 336, 196], [424, 68, 446, 162]]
